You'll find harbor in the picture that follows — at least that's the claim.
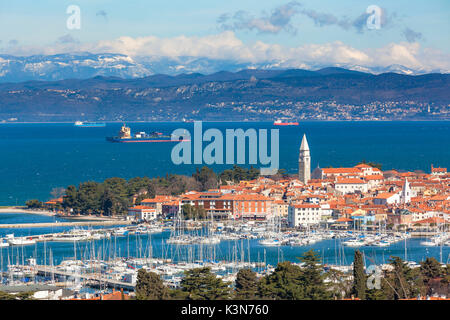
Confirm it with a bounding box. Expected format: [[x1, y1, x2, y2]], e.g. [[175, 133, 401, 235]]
[[1, 212, 448, 297]]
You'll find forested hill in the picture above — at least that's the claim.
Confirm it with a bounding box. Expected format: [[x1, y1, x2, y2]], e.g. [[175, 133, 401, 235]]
[[0, 68, 448, 122]]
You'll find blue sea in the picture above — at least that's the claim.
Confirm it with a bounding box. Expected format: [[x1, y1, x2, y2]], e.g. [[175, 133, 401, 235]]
[[0, 121, 449, 205], [0, 121, 448, 270]]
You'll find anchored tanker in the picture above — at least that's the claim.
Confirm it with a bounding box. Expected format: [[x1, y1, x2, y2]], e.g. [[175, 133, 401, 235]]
[[106, 124, 188, 143]]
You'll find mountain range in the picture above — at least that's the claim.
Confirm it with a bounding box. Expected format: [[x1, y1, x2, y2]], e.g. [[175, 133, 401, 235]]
[[0, 53, 445, 83], [0, 62, 448, 122]]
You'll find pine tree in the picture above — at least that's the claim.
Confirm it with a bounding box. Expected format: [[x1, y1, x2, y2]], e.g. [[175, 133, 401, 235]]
[[298, 250, 331, 300], [352, 250, 366, 299], [235, 268, 259, 299], [180, 267, 231, 300], [135, 269, 169, 300], [258, 262, 305, 300], [385, 256, 423, 299]]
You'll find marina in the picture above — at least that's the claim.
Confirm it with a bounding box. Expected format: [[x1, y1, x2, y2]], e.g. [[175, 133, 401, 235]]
[[0, 211, 448, 296]]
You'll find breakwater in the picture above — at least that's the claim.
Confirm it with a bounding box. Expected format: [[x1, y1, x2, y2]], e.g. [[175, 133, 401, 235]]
[[0, 220, 131, 229]]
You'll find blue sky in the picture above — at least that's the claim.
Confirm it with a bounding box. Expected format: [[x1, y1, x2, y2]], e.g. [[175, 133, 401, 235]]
[[0, 1, 449, 71]]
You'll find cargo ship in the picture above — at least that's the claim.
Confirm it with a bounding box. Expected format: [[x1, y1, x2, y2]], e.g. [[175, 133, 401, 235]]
[[273, 119, 299, 126], [75, 121, 106, 127], [106, 124, 188, 143]]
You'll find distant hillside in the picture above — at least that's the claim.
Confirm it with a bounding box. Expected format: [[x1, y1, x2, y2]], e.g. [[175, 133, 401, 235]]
[[0, 68, 448, 122]]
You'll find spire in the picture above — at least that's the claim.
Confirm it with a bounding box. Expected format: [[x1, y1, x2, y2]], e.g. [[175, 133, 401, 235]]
[[401, 178, 411, 204], [298, 134, 311, 184], [300, 134, 309, 151]]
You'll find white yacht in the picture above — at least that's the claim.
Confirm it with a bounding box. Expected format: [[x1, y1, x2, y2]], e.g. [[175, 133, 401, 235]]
[[259, 238, 281, 246], [342, 238, 366, 247], [7, 237, 36, 246]]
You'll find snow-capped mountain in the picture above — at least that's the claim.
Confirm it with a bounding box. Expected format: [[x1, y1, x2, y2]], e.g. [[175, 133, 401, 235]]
[[0, 53, 446, 83], [0, 53, 151, 82]]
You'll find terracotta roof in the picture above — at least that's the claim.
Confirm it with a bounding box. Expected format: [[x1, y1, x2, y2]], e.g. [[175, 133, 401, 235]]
[[322, 168, 362, 174], [335, 178, 366, 184]]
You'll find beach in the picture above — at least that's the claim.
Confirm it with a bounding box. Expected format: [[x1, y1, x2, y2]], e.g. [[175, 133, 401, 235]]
[[0, 207, 56, 216], [0, 207, 124, 222]]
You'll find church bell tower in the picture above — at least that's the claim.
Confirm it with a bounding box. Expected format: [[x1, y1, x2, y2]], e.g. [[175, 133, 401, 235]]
[[299, 134, 311, 184]]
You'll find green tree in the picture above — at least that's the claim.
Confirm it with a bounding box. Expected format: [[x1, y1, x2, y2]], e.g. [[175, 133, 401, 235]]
[[135, 269, 169, 300], [258, 261, 305, 300], [357, 160, 382, 170], [100, 188, 115, 216], [234, 269, 259, 300], [366, 288, 386, 300], [384, 256, 424, 300], [326, 268, 351, 299], [193, 166, 218, 191], [63, 185, 78, 212], [76, 181, 103, 214], [420, 257, 443, 295], [298, 250, 331, 300], [25, 199, 43, 209], [180, 267, 231, 300], [352, 250, 366, 299]]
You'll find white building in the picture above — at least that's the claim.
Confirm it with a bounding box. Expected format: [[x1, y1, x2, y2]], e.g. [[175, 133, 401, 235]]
[[373, 192, 400, 205], [288, 204, 322, 227], [127, 206, 158, 221], [334, 178, 368, 194]]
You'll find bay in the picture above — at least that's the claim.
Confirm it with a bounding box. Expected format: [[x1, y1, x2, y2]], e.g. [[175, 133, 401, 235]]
[[0, 121, 449, 205]]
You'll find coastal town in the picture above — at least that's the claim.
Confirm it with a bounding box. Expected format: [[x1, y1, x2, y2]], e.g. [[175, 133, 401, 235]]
[[116, 135, 449, 235], [0, 134, 447, 300], [31, 134, 449, 235]]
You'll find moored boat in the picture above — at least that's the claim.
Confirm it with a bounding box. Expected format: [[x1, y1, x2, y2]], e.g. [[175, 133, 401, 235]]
[[75, 121, 106, 127], [273, 119, 299, 126]]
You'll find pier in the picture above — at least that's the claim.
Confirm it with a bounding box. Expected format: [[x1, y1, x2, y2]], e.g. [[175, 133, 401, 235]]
[[0, 220, 131, 229], [34, 265, 136, 291]]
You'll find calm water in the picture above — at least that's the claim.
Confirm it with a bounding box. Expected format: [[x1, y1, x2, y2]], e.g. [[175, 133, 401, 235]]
[[0, 121, 449, 270], [0, 213, 448, 271], [0, 121, 449, 205]]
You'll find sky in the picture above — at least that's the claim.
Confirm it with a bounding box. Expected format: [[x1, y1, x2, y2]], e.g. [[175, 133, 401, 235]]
[[0, 0, 449, 71]]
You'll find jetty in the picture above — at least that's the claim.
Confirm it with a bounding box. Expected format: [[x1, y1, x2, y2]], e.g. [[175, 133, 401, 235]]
[[33, 265, 136, 291], [0, 220, 131, 229]]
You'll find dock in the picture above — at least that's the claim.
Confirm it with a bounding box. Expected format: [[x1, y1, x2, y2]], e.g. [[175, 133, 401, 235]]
[[34, 265, 135, 291]]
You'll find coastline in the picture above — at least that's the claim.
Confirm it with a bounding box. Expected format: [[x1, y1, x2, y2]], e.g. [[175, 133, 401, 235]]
[[0, 207, 123, 222], [0, 207, 56, 217]]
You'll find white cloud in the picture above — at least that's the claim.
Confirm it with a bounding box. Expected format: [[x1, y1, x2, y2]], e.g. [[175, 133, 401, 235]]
[[1, 32, 449, 73]]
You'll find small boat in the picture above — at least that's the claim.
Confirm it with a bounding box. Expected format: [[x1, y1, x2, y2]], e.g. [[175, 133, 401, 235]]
[[112, 228, 129, 236], [342, 239, 366, 247], [259, 238, 281, 246], [372, 240, 390, 247], [420, 240, 439, 246], [273, 119, 299, 126], [75, 121, 106, 127]]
